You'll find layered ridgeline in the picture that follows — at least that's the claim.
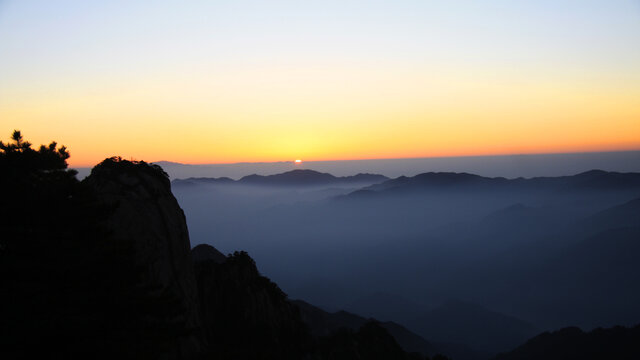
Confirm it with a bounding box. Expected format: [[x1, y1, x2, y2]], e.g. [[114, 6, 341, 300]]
[[349, 170, 640, 195], [0, 133, 442, 359], [173, 169, 389, 188]]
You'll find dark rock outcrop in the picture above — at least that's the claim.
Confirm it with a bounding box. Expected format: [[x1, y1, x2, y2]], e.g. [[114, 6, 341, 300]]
[[191, 244, 434, 360], [1, 156, 206, 359], [83, 158, 206, 358], [192, 245, 311, 359], [316, 321, 419, 360], [293, 300, 438, 358], [192, 243, 227, 264]]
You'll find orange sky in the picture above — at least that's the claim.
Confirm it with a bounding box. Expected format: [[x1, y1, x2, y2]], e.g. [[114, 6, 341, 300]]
[[1, 1, 639, 167], [3, 62, 639, 167]]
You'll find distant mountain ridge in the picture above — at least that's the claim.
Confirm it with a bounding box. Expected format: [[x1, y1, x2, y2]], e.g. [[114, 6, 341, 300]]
[[350, 170, 640, 197], [340, 293, 541, 359], [173, 169, 389, 187], [493, 324, 640, 360], [173, 169, 640, 192], [149, 151, 640, 180], [579, 197, 640, 232]]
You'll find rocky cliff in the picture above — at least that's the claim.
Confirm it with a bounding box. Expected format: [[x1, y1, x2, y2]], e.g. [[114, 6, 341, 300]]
[[192, 245, 311, 359], [1, 157, 207, 359], [84, 157, 205, 358]]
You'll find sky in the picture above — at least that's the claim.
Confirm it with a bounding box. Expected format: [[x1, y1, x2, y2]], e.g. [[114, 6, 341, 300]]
[[1, 0, 639, 167]]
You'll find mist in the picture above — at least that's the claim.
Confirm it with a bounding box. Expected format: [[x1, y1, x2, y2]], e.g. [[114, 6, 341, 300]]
[[171, 166, 640, 356]]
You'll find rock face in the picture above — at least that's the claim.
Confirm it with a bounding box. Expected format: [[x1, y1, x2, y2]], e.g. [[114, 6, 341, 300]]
[[293, 299, 438, 358], [316, 321, 419, 360], [192, 245, 311, 359], [85, 157, 204, 358]]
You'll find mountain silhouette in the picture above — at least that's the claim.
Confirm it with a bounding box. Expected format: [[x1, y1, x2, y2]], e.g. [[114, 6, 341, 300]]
[[578, 197, 640, 233], [493, 324, 640, 360], [172, 176, 236, 187], [193, 245, 311, 359], [292, 299, 440, 357], [353, 170, 640, 197], [192, 243, 227, 264], [193, 246, 438, 359], [173, 169, 389, 188]]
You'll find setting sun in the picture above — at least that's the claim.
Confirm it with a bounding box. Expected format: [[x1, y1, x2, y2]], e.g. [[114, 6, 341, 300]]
[[295, 160, 302, 164]]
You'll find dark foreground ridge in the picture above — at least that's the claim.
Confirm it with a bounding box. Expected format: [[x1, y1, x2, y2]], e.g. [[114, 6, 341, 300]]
[[0, 132, 439, 359], [292, 299, 440, 357]]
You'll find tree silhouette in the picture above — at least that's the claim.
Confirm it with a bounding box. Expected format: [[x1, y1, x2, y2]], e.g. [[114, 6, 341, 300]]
[[0, 130, 73, 174], [0, 130, 78, 253]]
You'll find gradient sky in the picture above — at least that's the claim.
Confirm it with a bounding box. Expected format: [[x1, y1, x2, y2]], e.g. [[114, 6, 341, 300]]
[[1, 0, 639, 166]]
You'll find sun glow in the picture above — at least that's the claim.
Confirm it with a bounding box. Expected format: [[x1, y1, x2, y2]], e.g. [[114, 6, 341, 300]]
[[1, 1, 639, 167]]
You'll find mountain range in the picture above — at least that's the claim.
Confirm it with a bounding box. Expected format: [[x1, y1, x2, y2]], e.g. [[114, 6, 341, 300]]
[[171, 167, 640, 335], [172, 169, 389, 188], [346, 169, 640, 198]]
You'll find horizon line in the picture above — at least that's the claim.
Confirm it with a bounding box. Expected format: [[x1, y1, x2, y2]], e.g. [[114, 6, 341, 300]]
[[145, 148, 640, 168], [68, 148, 640, 168]]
